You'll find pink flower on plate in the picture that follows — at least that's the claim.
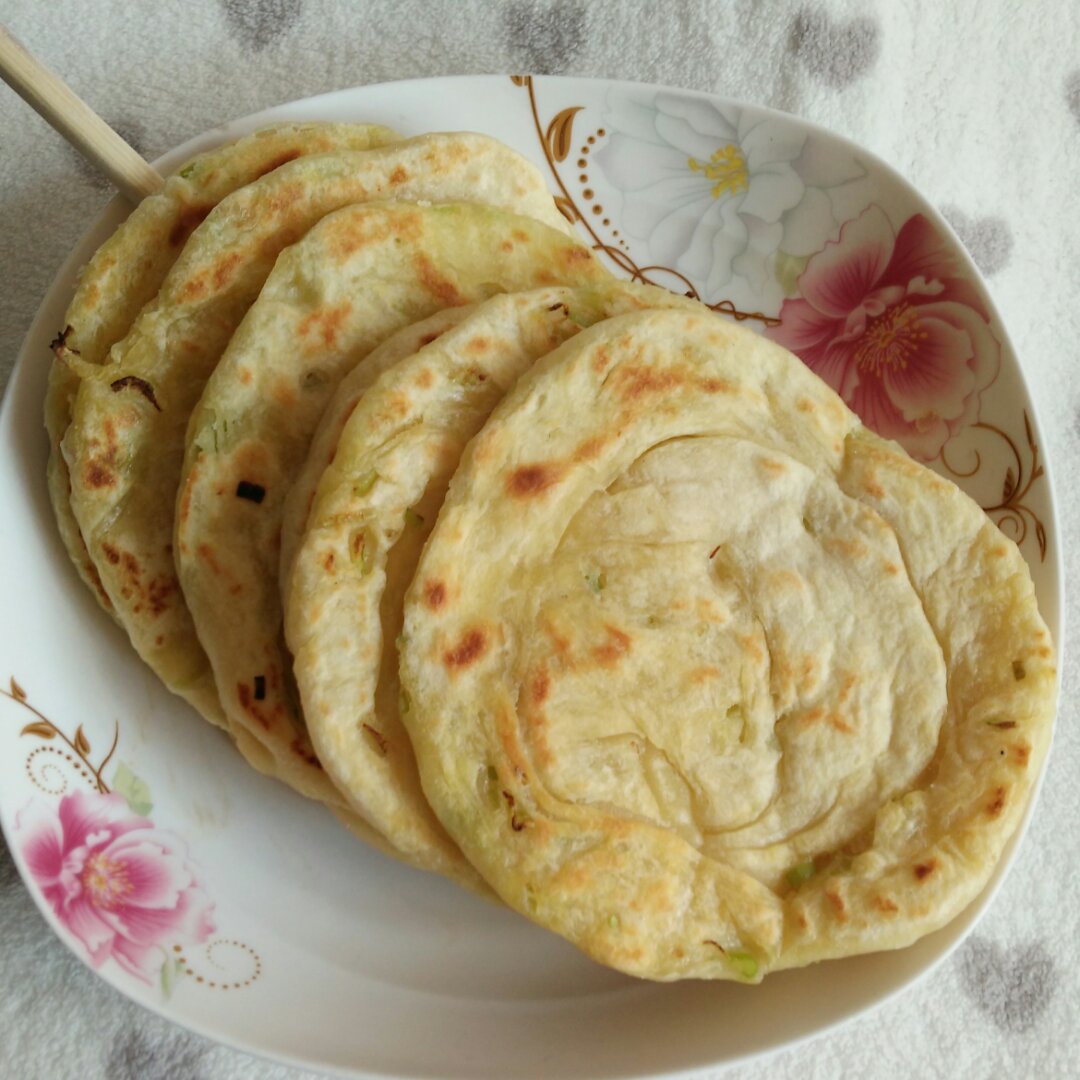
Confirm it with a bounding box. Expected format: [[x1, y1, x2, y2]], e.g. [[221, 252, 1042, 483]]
[[766, 205, 1000, 460], [16, 790, 214, 982]]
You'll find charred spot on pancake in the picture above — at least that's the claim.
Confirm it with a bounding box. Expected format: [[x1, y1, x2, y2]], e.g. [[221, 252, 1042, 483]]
[[145, 575, 177, 617], [506, 462, 563, 498], [211, 252, 243, 290], [873, 895, 899, 914], [291, 736, 322, 768], [699, 377, 732, 393], [236, 680, 284, 733], [253, 675, 266, 701], [178, 272, 209, 302], [986, 786, 1008, 818], [562, 245, 593, 266], [414, 252, 465, 307], [592, 624, 631, 668], [501, 789, 527, 832], [913, 860, 938, 881], [298, 301, 353, 349], [423, 580, 447, 610], [82, 419, 124, 490], [235, 481, 266, 503], [109, 375, 162, 411], [84, 461, 116, 489], [443, 627, 488, 670], [573, 436, 606, 462], [614, 364, 684, 401], [50, 324, 79, 358], [530, 668, 551, 705], [825, 888, 847, 920], [195, 542, 224, 576], [363, 724, 389, 755]]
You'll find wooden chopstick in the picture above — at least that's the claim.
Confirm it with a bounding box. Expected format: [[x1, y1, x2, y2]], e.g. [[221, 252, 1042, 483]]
[[0, 24, 163, 201]]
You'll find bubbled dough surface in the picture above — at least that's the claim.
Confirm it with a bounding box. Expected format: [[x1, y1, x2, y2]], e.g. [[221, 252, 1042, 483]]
[[522, 435, 946, 888], [399, 307, 1056, 981], [287, 284, 693, 883]]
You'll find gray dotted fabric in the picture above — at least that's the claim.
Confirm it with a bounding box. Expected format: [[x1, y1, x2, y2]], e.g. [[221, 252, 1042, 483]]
[[1, 2, 1078, 1078], [789, 7, 882, 88]]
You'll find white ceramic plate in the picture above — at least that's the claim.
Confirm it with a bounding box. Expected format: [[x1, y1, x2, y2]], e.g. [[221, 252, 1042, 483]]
[[0, 75, 1060, 1079]]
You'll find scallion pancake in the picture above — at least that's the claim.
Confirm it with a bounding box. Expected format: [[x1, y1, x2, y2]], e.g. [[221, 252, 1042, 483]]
[[285, 284, 692, 878], [48, 121, 399, 614], [62, 133, 580, 726], [175, 203, 607, 811], [398, 307, 1056, 980]]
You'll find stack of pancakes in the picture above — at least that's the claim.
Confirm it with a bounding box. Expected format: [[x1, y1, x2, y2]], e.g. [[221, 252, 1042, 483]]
[[49, 122, 1056, 982]]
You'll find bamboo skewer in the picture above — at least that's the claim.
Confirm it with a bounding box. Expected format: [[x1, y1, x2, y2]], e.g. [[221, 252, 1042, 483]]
[[0, 24, 163, 201]]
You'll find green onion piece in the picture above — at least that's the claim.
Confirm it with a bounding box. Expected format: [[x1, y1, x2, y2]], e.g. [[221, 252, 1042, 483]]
[[608, 914, 620, 930], [450, 367, 486, 386], [786, 861, 816, 887], [353, 469, 379, 497], [302, 367, 329, 390], [179, 162, 197, 179], [404, 507, 424, 528], [350, 528, 375, 575], [585, 570, 606, 594], [485, 765, 501, 808], [727, 950, 758, 979]]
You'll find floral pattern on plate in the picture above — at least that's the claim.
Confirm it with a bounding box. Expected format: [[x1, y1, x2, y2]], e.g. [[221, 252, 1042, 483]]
[[516, 78, 1046, 560], [766, 205, 1001, 461], [3, 677, 260, 997], [17, 789, 215, 985], [590, 87, 868, 314]]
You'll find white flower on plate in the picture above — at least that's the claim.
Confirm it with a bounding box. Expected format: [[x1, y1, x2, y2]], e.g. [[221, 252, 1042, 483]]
[[593, 90, 863, 313]]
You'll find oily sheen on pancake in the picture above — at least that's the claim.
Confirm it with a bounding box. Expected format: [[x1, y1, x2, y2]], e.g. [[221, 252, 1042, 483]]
[[176, 205, 607, 811], [398, 307, 1056, 982], [47, 122, 399, 614], [62, 133, 578, 726], [285, 284, 692, 879]]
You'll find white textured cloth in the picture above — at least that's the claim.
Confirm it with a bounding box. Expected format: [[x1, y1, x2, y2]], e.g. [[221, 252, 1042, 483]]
[[1, 1, 1077, 1077]]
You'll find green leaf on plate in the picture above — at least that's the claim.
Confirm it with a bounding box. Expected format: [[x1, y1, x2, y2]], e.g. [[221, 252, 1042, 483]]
[[160, 953, 184, 999], [775, 250, 810, 298], [112, 761, 153, 817]]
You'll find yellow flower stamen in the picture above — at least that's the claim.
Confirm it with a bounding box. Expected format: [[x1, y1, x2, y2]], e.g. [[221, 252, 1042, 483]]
[[688, 144, 749, 199], [853, 303, 929, 374], [83, 852, 133, 910]]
